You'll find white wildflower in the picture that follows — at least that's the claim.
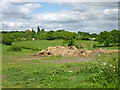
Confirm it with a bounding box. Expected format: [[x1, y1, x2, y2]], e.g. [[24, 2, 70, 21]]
[[109, 64, 112, 67], [103, 63, 106, 65], [114, 69, 115, 71], [98, 54, 100, 57], [68, 71, 72, 72]]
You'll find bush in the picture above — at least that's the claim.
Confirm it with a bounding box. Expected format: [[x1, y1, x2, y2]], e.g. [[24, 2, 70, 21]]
[[2, 34, 14, 45], [77, 53, 118, 87], [8, 45, 22, 51], [3, 38, 14, 45], [63, 38, 75, 46]]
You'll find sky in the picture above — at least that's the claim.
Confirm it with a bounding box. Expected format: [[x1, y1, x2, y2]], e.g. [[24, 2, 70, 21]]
[[0, 0, 119, 34]]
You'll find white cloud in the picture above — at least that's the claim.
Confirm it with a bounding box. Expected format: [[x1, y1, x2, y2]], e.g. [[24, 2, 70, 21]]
[[2, 21, 23, 29], [30, 0, 119, 2], [1, 0, 30, 2], [104, 9, 118, 15], [0, 2, 118, 33], [1, 1, 41, 20], [20, 3, 41, 14]]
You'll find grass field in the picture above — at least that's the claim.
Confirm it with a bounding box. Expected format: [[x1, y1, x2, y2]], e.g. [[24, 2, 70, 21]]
[[2, 40, 119, 88], [14, 40, 119, 50]]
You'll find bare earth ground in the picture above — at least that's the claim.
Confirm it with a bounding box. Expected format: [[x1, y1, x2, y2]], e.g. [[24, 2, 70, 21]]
[[43, 56, 96, 63], [14, 57, 43, 61], [14, 55, 96, 63]]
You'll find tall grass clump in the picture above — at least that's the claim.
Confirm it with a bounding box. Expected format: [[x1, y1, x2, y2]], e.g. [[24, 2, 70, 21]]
[[21, 46, 41, 51], [7, 45, 22, 51]]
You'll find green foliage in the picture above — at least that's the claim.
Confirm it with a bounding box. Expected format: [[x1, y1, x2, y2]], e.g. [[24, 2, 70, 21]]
[[1, 28, 119, 48], [96, 31, 111, 47], [63, 32, 76, 46], [78, 31, 91, 40], [91, 33, 98, 38], [7, 45, 22, 51], [2, 34, 14, 45], [110, 29, 120, 45], [37, 26, 40, 34], [96, 29, 120, 47], [83, 54, 118, 88], [41, 29, 45, 32], [3, 39, 14, 45], [31, 28, 36, 38], [25, 30, 33, 40]]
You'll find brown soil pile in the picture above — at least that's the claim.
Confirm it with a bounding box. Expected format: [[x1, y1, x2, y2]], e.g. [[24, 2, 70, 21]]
[[38, 46, 120, 57], [92, 48, 120, 54], [38, 46, 92, 57]]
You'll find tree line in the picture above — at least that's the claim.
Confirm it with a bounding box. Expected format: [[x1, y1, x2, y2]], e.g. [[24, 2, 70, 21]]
[[1, 26, 120, 47]]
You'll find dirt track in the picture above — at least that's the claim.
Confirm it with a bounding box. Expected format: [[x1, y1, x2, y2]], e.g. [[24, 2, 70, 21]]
[[43, 56, 96, 63], [15, 46, 119, 63], [15, 55, 96, 63]]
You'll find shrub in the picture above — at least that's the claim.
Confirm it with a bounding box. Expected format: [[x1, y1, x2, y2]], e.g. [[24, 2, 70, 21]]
[[7, 45, 22, 51], [77, 54, 118, 87], [3, 38, 14, 45], [2, 34, 14, 45]]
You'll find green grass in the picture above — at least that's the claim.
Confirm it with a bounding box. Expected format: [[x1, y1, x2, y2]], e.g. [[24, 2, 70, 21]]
[[14, 40, 63, 50], [2, 52, 118, 88], [14, 40, 119, 50], [2, 40, 119, 88]]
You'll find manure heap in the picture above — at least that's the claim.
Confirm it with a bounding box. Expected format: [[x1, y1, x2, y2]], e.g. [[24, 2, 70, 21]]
[[38, 46, 120, 57], [38, 46, 92, 57]]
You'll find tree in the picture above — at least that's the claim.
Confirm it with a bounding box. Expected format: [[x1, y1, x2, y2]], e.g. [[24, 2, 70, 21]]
[[45, 31, 55, 40], [110, 29, 120, 46], [25, 29, 32, 40], [96, 31, 111, 47], [2, 34, 14, 45], [63, 32, 75, 46], [78, 31, 91, 40], [31, 28, 36, 38], [91, 33, 98, 38], [37, 26, 40, 34], [41, 29, 45, 33], [32, 28, 36, 33]]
